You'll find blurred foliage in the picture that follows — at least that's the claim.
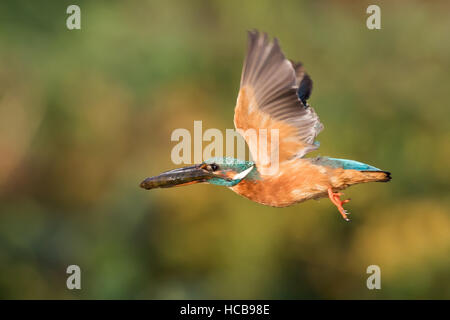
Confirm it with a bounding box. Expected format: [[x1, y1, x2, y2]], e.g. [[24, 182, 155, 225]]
[[0, 0, 449, 299]]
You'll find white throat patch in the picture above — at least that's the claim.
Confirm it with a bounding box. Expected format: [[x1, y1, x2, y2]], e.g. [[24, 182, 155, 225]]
[[232, 165, 254, 180]]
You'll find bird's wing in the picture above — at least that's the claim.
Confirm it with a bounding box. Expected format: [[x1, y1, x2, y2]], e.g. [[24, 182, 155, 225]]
[[234, 31, 323, 169]]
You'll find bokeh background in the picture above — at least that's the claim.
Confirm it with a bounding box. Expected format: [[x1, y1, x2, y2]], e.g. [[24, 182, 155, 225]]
[[0, 0, 449, 299]]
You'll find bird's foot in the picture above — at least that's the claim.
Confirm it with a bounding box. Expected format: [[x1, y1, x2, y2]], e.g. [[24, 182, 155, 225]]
[[327, 188, 351, 222]]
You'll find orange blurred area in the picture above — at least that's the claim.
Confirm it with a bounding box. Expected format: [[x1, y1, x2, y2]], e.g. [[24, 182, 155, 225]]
[[0, 0, 449, 299]]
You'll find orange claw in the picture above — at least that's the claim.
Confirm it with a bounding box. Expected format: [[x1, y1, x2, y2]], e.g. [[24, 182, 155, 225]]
[[328, 188, 351, 221]]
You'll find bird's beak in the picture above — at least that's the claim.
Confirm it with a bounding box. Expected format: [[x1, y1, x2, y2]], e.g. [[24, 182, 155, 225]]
[[140, 164, 215, 190]]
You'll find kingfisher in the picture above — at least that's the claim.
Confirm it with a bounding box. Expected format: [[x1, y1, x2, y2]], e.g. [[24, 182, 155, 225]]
[[140, 31, 391, 221]]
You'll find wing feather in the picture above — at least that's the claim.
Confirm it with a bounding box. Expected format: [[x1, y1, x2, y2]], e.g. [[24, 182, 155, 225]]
[[234, 31, 323, 168]]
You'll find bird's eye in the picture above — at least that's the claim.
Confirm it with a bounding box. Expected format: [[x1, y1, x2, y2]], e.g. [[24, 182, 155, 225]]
[[202, 163, 220, 172], [206, 164, 219, 172]]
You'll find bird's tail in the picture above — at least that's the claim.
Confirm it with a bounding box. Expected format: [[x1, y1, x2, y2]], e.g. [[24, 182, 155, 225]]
[[316, 157, 392, 184], [337, 170, 392, 187], [358, 170, 392, 183]]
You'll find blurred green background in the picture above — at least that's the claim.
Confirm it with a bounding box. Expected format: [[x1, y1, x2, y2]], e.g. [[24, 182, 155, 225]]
[[0, 0, 449, 299]]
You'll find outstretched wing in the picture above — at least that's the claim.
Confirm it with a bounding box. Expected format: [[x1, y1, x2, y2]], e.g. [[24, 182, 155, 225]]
[[234, 31, 323, 168]]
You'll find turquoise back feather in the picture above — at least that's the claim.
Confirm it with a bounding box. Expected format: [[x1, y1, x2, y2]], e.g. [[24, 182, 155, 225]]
[[310, 157, 381, 171]]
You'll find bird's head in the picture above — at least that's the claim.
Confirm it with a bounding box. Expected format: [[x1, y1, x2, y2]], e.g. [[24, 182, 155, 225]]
[[140, 157, 258, 190]]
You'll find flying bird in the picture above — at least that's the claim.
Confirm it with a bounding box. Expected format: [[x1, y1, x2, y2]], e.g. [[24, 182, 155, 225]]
[[140, 31, 391, 221]]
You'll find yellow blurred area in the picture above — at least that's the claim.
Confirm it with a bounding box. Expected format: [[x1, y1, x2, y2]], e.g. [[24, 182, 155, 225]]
[[0, 0, 449, 299], [351, 200, 450, 277]]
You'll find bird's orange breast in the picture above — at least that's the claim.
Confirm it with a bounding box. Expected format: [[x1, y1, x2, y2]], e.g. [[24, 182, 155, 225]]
[[230, 158, 387, 207], [230, 159, 332, 207]]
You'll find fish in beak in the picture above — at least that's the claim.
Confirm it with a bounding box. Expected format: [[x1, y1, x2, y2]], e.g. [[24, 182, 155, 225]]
[[140, 164, 225, 190]]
